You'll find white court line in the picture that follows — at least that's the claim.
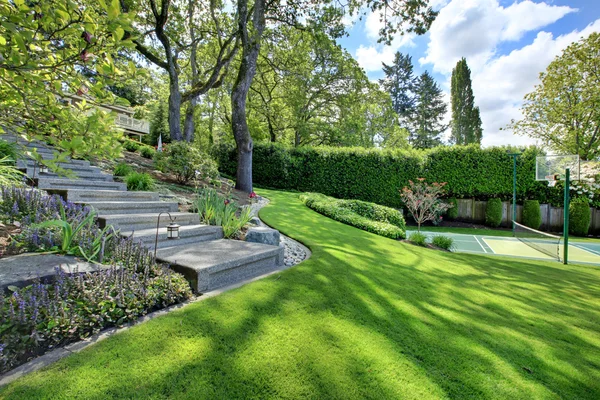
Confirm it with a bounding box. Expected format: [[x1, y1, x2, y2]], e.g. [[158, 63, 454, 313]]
[[571, 243, 600, 257], [473, 236, 488, 253]]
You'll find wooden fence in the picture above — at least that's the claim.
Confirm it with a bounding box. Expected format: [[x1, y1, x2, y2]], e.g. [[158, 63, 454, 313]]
[[453, 199, 600, 235]]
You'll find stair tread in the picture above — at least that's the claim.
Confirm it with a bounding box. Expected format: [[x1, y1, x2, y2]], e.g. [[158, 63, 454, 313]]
[[156, 239, 281, 271], [122, 224, 220, 238]]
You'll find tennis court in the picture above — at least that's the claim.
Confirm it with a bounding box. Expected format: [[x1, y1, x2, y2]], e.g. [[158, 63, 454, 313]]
[[407, 230, 600, 266]]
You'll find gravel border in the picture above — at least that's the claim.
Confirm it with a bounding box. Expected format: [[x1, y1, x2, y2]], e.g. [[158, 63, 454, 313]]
[[250, 196, 311, 267]]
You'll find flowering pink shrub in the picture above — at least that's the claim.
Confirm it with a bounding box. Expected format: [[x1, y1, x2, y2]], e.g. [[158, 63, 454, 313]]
[[400, 178, 452, 232]]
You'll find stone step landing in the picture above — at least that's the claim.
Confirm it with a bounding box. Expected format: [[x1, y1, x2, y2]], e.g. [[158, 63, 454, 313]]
[[156, 240, 284, 293]]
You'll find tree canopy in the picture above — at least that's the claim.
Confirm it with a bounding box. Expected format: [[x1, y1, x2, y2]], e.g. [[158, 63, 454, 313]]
[[510, 33, 600, 161], [450, 58, 482, 145]]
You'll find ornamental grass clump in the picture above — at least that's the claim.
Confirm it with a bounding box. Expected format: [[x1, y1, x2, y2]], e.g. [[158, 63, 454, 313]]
[[194, 188, 253, 238]]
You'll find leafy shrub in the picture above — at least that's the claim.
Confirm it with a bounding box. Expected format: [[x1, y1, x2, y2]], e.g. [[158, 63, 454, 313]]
[[446, 197, 458, 220], [485, 198, 503, 227], [569, 197, 591, 236], [195, 188, 253, 238], [155, 142, 219, 184], [125, 172, 154, 191], [409, 232, 427, 246], [522, 200, 542, 229], [400, 179, 451, 231], [139, 146, 155, 159], [432, 235, 454, 250], [340, 199, 405, 229], [0, 157, 25, 187], [123, 139, 141, 152], [299, 192, 405, 239], [213, 143, 555, 208], [113, 162, 133, 177], [0, 139, 18, 164]]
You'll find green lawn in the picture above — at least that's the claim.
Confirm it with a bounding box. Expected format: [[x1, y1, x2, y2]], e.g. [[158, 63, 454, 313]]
[[2, 189, 600, 399]]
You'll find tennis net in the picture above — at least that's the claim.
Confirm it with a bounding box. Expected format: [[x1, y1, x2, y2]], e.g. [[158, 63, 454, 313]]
[[513, 222, 562, 261]]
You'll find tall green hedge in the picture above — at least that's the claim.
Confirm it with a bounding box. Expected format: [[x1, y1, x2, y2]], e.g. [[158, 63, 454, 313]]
[[213, 143, 555, 208]]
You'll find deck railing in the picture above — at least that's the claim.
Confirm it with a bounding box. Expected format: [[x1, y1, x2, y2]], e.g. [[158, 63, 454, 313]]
[[115, 114, 150, 134]]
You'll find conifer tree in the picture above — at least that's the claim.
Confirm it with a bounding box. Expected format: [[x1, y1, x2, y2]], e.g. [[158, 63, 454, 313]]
[[410, 71, 447, 149], [450, 58, 483, 145], [380, 52, 417, 130]]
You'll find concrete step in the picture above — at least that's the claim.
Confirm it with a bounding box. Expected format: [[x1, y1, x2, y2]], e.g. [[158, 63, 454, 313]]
[[81, 201, 178, 215], [49, 189, 159, 203], [123, 224, 223, 250], [156, 240, 284, 293], [98, 211, 199, 231], [17, 160, 102, 174], [4, 135, 89, 166], [25, 170, 113, 182], [37, 178, 126, 191]]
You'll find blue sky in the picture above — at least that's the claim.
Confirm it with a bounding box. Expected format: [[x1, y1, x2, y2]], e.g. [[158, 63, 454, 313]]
[[336, 0, 600, 147]]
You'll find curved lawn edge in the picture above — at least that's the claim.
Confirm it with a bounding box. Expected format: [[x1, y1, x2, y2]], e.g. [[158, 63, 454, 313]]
[[1, 189, 599, 399]]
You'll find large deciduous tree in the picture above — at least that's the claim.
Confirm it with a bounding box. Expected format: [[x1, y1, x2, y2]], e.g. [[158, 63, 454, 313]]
[[510, 33, 600, 161], [410, 71, 447, 149], [450, 58, 482, 145], [127, 0, 238, 142], [231, 0, 437, 192]]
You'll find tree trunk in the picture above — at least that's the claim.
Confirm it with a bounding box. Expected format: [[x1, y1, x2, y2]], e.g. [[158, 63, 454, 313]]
[[183, 99, 195, 142], [268, 117, 276, 142], [168, 77, 182, 141], [231, 0, 265, 193]]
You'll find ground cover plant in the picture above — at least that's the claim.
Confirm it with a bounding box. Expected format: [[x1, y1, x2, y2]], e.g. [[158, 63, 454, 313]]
[[2, 189, 599, 398], [0, 187, 193, 372], [299, 192, 406, 239]]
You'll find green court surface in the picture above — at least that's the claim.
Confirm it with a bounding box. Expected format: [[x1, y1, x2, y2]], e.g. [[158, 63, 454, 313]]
[[408, 230, 600, 266]]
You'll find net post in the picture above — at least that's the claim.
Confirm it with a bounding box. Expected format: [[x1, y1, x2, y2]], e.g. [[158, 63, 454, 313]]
[[563, 168, 570, 265]]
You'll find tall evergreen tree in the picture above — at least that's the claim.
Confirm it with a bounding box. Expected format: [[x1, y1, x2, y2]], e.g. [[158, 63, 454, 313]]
[[410, 71, 447, 149], [450, 58, 483, 145], [379, 52, 416, 127]]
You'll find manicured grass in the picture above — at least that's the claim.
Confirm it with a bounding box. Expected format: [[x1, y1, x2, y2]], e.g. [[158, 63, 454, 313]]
[[2, 189, 600, 399]]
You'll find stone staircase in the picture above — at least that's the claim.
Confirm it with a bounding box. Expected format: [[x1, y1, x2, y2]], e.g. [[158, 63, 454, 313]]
[[8, 136, 284, 293]]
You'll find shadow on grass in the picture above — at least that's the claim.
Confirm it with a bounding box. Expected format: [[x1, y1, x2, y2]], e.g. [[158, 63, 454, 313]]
[[1, 189, 599, 399]]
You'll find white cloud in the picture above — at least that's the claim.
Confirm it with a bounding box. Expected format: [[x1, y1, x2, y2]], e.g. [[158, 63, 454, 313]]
[[355, 34, 416, 72], [420, 0, 576, 73], [476, 20, 600, 147]]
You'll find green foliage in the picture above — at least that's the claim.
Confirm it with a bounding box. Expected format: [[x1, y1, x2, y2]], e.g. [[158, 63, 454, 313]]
[[511, 33, 600, 160], [123, 139, 141, 152], [213, 143, 554, 208], [155, 142, 219, 185], [409, 232, 427, 246], [522, 200, 542, 230], [0, 139, 18, 164], [139, 146, 156, 159], [194, 188, 252, 239], [0, 157, 25, 187], [341, 200, 405, 229], [410, 71, 447, 149], [113, 162, 134, 177], [569, 197, 591, 236], [0, 0, 131, 161], [125, 172, 154, 191], [451, 58, 482, 145], [299, 192, 405, 239], [485, 198, 503, 228], [446, 198, 458, 220], [432, 235, 454, 250], [147, 101, 170, 146]]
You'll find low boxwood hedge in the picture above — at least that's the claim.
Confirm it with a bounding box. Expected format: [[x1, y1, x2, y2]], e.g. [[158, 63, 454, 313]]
[[299, 192, 405, 239]]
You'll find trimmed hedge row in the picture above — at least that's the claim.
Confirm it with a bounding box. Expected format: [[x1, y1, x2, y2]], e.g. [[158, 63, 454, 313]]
[[213, 143, 557, 208], [299, 192, 406, 239]]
